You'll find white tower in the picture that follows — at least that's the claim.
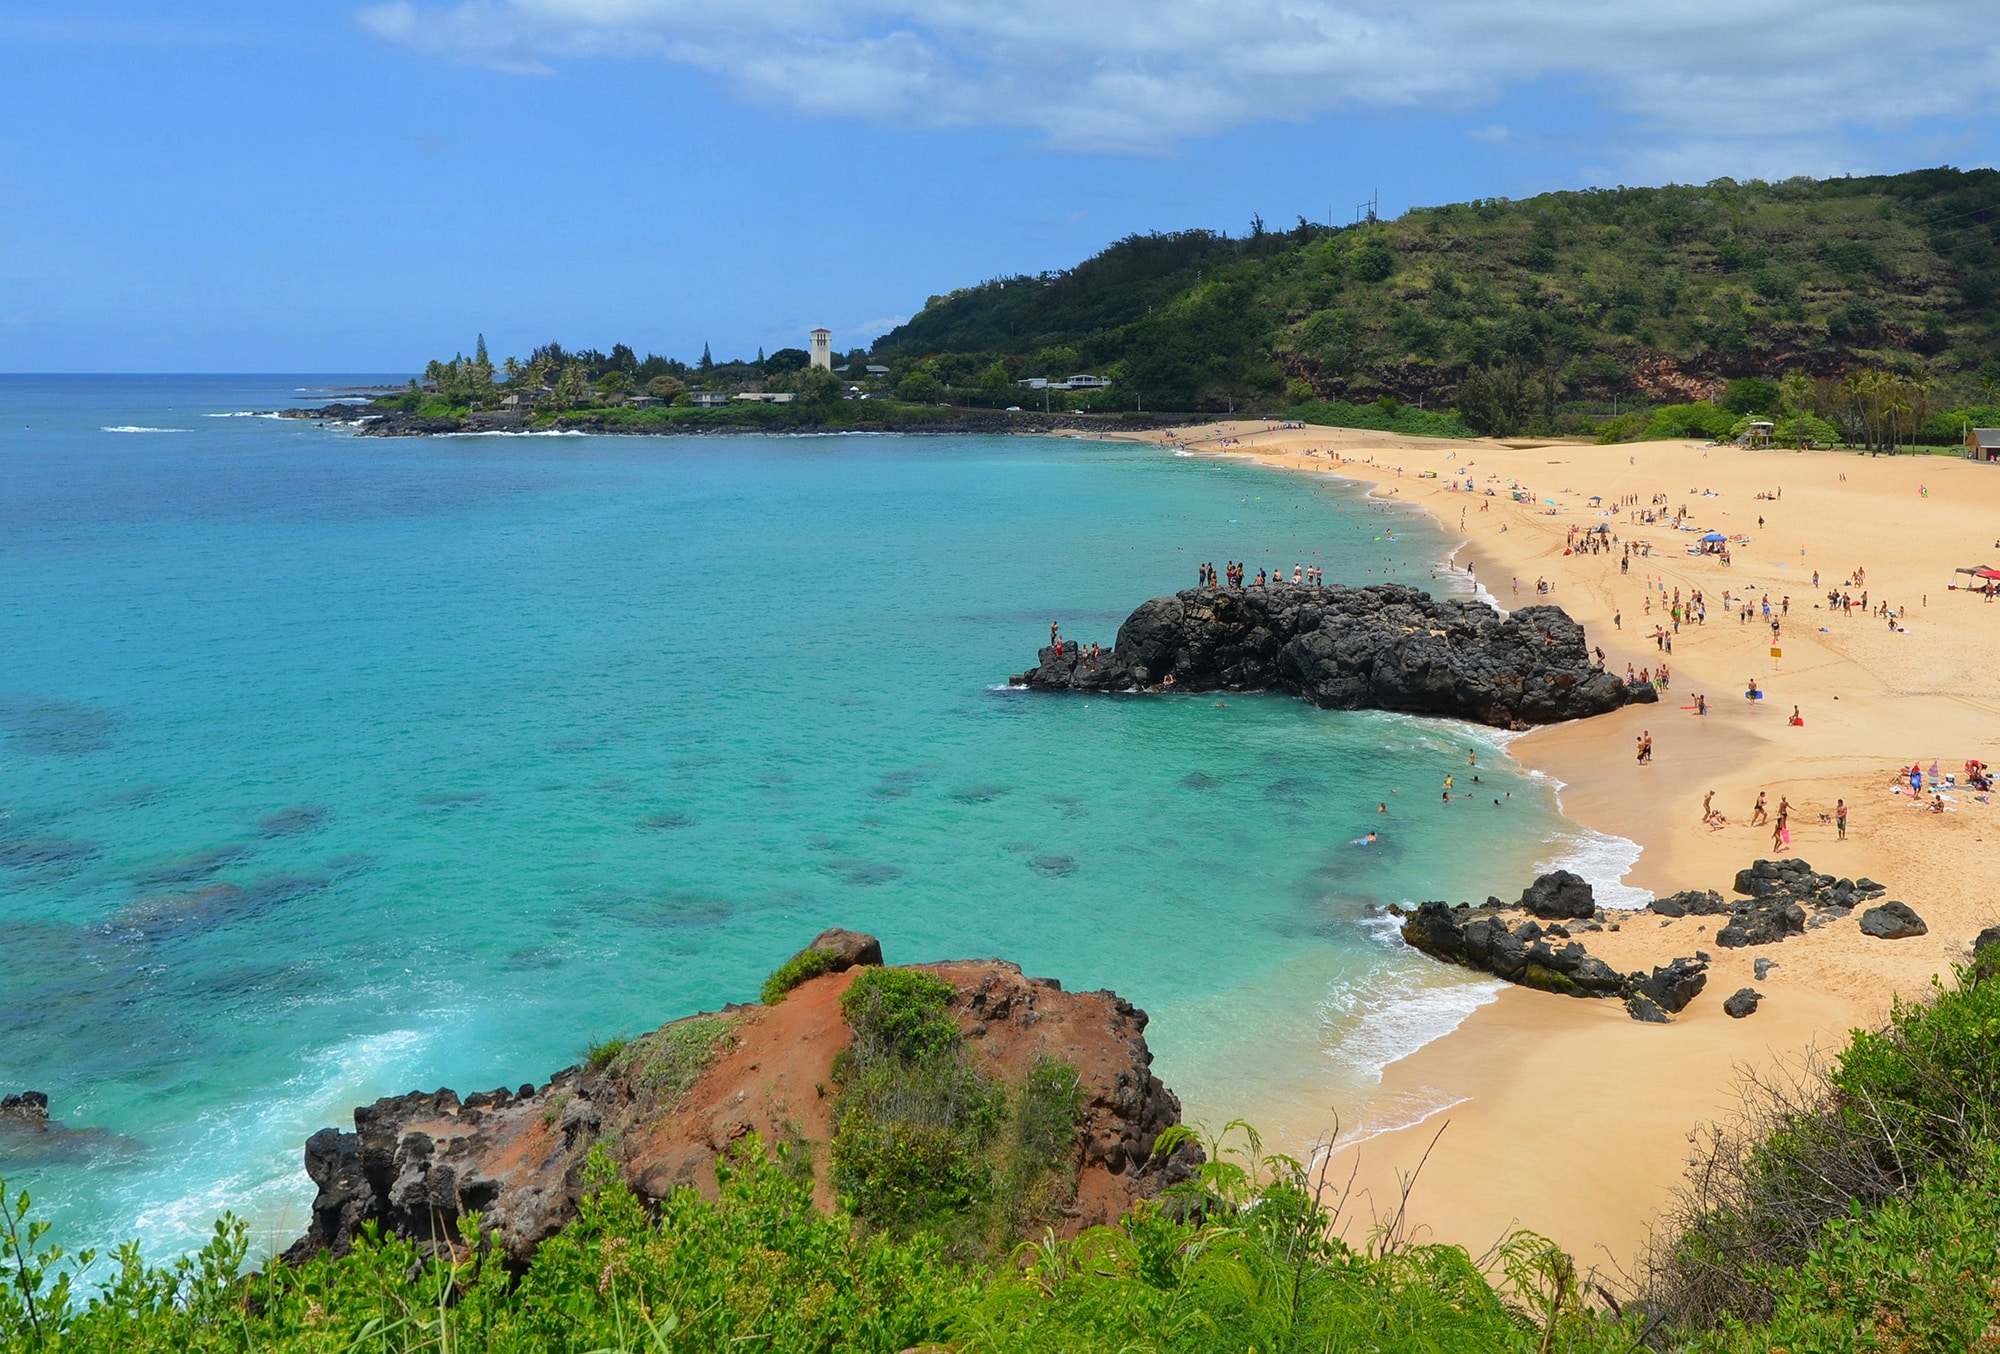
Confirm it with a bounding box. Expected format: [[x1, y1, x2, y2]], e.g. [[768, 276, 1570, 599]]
[[809, 328, 832, 370]]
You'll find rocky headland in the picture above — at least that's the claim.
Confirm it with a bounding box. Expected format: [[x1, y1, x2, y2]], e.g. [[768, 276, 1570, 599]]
[[1013, 584, 1653, 728], [283, 930, 1201, 1268]]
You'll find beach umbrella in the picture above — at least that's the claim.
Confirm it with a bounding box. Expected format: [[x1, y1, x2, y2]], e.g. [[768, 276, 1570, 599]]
[[1701, 532, 1727, 542], [1977, 568, 2000, 580]]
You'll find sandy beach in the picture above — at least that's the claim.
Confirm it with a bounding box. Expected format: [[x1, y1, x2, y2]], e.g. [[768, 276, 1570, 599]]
[[1114, 420, 2000, 1271]]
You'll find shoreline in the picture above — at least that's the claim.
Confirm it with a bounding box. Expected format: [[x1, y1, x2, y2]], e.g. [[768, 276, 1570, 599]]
[[1116, 419, 2000, 1269]]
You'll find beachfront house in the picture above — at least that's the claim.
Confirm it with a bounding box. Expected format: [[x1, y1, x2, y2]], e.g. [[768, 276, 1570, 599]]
[[1061, 374, 1111, 390], [626, 394, 661, 409], [734, 392, 796, 404], [690, 391, 730, 408], [865, 365, 890, 378], [1966, 428, 2000, 463], [1017, 377, 1050, 390]]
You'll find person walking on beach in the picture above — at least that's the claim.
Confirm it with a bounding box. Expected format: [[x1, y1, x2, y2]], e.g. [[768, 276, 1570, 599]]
[[1636, 730, 1653, 764], [1751, 791, 1768, 825], [1772, 802, 1789, 850], [1702, 790, 1714, 824], [1836, 798, 1848, 840]]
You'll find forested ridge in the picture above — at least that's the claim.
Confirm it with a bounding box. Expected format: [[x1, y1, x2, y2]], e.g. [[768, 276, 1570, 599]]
[[875, 167, 2000, 436]]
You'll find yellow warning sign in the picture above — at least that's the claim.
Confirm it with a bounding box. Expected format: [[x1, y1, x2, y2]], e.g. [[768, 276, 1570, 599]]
[[1770, 646, 1783, 659]]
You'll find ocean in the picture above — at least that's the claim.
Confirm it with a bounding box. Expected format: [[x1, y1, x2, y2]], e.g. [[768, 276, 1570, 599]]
[[0, 375, 1640, 1259]]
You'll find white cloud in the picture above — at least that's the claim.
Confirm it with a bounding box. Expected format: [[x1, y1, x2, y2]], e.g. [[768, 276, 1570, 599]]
[[353, 0, 2000, 170]]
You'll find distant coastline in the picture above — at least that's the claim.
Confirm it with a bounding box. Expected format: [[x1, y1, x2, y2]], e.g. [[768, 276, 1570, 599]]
[[276, 401, 1188, 439]]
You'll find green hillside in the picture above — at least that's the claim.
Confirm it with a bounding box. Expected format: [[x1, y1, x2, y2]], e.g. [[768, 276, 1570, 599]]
[[874, 167, 2000, 437]]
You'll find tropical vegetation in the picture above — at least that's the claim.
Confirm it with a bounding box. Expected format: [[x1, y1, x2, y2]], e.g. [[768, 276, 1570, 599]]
[[9, 951, 2000, 1352], [872, 167, 2000, 438]]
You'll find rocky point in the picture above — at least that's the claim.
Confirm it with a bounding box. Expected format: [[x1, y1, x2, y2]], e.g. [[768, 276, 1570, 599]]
[[1014, 584, 1650, 729]]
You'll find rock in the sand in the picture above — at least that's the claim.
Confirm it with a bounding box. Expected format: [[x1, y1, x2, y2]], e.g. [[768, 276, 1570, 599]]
[[1723, 988, 1763, 1019], [1633, 957, 1709, 1014], [1754, 957, 1777, 981], [1649, 888, 1729, 918], [1859, 901, 1928, 940], [1519, 870, 1597, 920], [1016, 585, 1649, 728], [1, 1092, 50, 1124], [1974, 925, 2000, 955], [1716, 901, 1808, 948], [1400, 902, 1625, 997], [1625, 993, 1672, 1023]]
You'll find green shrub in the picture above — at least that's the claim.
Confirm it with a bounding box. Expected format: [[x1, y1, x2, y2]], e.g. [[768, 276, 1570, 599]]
[[761, 948, 841, 1005], [1288, 398, 1476, 439], [1645, 964, 2000, 1328], [607, 1013, 734, 1107], [1688, 1142, 2000, 1351], [1633, 402, 1736, 441], [840, 967, 960, 1064], [581, 1035, 628, 1073]]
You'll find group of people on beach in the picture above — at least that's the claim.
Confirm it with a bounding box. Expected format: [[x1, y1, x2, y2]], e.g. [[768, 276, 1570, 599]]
[[1700, 788, 1845, 846], [1200, 561, 1324, 589]]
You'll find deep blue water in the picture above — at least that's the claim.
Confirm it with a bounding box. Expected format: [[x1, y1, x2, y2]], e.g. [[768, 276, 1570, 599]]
[[0, 376, 1625, 1258]]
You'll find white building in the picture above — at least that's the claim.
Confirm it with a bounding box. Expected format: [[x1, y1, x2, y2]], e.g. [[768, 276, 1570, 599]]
[[809, 328, 832, 371]]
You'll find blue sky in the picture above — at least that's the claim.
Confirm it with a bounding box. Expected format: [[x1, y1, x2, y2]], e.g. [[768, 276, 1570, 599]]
[[2, 0, 1995, 372]]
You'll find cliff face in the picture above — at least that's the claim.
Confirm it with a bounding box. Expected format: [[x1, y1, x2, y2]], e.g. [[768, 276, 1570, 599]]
[[1017, 584, 1649, 728], [284, 940, 1200, 1267]]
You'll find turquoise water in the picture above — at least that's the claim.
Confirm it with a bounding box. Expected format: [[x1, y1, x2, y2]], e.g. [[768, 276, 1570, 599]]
[[0, 376, 1620, 1258]]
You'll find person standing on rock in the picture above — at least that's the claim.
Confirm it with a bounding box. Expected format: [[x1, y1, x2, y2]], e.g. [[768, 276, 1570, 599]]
[[1050, 620, 1060, 650]]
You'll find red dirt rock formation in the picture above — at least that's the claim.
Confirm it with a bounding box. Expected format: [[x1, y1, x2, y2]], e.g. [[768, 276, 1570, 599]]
[[283, 936, 1200, 1266]]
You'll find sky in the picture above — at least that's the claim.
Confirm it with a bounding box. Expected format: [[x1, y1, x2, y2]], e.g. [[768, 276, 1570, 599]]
[[2, 0, 1996, 372]]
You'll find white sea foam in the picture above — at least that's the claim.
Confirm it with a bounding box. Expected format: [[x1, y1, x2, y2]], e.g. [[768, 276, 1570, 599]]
[[101, 425, 185, 433], [1322, 918, 1505, 1085], [1313, 1089, 1471, 1160], [204, 411, 259, 418], [440, 428, 588, 437], [127, 1025, 444, 1263], [1534, 819, 1651, 909]]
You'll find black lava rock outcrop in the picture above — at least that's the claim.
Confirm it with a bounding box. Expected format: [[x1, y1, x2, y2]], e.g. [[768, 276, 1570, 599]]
[[1632, 957, 1709, 1014], [1717, 902, 1809, 949], [1658, 859, 1890, 949], [1724, 988, 1763, 1018], [1626, 993, 1673, 1023], [1401, 902, 1627, 997], [1015, 585, 1650, 728], [1859, 901, 1928, 940], [1648, 889, 1729, 918], [1519, 870, 1597, 920]]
